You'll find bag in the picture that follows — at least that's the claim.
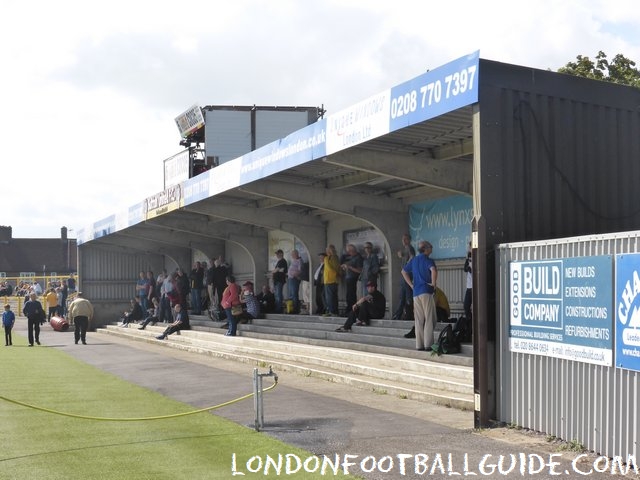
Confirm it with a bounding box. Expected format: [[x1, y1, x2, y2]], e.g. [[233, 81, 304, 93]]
[[431, 324, 461, 355], [231, 304, 243, 316], [453, 316, 472, 343]]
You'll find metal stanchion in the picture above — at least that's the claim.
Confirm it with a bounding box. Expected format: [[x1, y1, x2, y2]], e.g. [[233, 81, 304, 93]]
[[253, 366, 278, 431]]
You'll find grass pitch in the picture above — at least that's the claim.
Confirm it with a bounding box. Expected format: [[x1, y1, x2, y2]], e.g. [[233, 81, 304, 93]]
[[0, 334, 356, 479]]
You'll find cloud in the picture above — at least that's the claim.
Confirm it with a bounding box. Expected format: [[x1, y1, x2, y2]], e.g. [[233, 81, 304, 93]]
[[1, 0, 640, 238]]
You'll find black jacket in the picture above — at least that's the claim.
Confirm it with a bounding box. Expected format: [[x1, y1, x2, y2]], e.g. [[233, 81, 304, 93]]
[[23, 300, 44, 321]]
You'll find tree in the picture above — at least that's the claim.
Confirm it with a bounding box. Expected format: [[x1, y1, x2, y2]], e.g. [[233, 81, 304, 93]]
[[557, 51, 640, 88]]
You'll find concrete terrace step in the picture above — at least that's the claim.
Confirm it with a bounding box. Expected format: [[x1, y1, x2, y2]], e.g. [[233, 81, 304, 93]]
[[189, 313, 474, 361], [98, 324, 474, 410]]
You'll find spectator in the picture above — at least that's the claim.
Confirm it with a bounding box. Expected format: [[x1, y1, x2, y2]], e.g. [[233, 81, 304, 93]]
[[146, 270, 156, 306], [300, 258, 311, 313], [68, 292, 94, 345], [464, 242, 473, 321], [45, 288, 59, 321], [32, 281, 43, 296], [272, 249, 287, 313], [55, 287, 64, 316], [0, 281, 13, 296], [138, 297, 160, 330], [155, 270, 166, 301], [189, 261, 204, 315], [221, 275, 241, 337], [175, 268, 190, 309], [135, 271, 149, 312], [119, 298, 144, 327], [156, 304, 190, 340], [313, 252, 326, 314], [206, 260, 216, 313], [60, 279, 69, 315], [336, 281, 386, 332], [340, 244, 363, 313], [287, 249, 302, 313], [160, 272, 177, 322], [22, 292, 44, 346], [323, 244, 341, 316], [200, 261, 209, 311], [210, 256, 230, 318], [360, 242, 380, 297], [393, 233, 416, 320], [257, 285, 276, 315], [402, 240, 438, 351], [67, 274, 76, 293], [237, 281, 260, 324], [3, 303, 15, 346]]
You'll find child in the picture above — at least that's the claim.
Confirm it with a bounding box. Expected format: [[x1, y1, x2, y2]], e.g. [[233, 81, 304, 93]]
[[3, 303, 15, 346]]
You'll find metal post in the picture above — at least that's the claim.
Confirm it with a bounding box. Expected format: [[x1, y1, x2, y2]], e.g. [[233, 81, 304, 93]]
[[253, 366, 277, 431]]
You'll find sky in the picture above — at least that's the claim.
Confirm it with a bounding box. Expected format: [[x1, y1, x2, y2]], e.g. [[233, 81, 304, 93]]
[[1, 0, 639, 239]]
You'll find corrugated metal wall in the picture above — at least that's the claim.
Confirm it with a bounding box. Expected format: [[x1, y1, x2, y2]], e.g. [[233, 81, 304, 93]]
[[476, 60, 640, 424], [479, 61, 640, 245], [496, 231, 640, 460], [80, 247, 156, 300], [437, 259, 466, 315], [79, 244, 167, 325]]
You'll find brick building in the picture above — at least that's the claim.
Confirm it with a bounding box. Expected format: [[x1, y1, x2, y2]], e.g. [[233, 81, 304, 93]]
[[0, 226, 77, 282]]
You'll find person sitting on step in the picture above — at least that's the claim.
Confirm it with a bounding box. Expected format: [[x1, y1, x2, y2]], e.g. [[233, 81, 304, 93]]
[[156, 304, 190, 340], [335, 281, 385, 332], [119, 298, 144, 327], [237, 281, 260, 324], [138, 297, 160, 330], [257, 284, 276, 315]]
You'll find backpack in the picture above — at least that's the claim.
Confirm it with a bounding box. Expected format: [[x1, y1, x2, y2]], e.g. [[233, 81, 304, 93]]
[[453, 316, 472, 343], [431, 324, 461, 355]]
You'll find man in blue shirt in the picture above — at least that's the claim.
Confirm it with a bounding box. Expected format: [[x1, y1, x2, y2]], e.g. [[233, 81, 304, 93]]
[[402, 240, 438, 351]]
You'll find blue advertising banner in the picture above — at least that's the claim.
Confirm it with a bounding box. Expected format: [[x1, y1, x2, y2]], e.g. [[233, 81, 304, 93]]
[[615, 254, 640, 371], [183, 171, 211, 206], [239, 120, 327, 184], [389, 51, 479, 132], [509, 256, 613, 366], [80, 52, 480, 244], [408, 195, 472, 259]]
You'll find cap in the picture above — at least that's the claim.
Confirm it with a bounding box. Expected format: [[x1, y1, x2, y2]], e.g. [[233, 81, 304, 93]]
[[366, 281, 377, 287], [242, 281, 254, 288]]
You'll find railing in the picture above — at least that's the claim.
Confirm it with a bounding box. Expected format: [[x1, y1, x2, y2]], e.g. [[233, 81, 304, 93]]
[[0, 275, 79, 320]]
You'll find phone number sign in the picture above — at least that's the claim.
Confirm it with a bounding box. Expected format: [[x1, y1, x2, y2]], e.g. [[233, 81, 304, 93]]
[[389, 51, 479, 131], [509, 256, 613, 366]]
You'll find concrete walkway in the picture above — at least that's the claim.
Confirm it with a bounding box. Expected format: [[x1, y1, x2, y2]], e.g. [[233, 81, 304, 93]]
[[12, 321, 622, 479]]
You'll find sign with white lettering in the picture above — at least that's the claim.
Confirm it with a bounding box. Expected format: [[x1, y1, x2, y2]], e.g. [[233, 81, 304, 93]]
[[408, 195, 472, 259], [509, 256, 613, 366], [615, 254, 640, 371], [389, 51, 479, 131]]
